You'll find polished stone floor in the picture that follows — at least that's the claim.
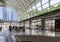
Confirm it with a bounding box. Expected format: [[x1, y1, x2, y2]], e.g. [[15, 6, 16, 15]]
[[0, 27, 60, 42], [0, 27, 14, 42], [0, 31, 5, 42], [12, 28, 60, 37]]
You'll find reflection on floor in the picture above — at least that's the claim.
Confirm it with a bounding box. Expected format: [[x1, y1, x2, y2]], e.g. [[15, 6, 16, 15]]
[[0, 31, 5, 42], [0, 27, 14, 42], [0, 27, 60, 42], [12, 28, 60, 37]]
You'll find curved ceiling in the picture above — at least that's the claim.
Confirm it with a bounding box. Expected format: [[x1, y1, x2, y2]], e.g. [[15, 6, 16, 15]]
[[3, 0, 37, 14]]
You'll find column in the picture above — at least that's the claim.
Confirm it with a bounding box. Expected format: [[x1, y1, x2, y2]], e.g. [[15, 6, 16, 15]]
[[23, 22, 25, 32], [41, 19, 45, 30], [29, 20, 31, 34]]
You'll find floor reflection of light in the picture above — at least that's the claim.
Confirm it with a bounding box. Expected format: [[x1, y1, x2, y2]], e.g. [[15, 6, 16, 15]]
[[55, 32, 60, 37], [12, 28, 60, 37], [0, 27, 5, 42], [25, 29, 31, 35], [45, 30, 55, 37], [0, 36, 5, 42], [31, 29, 35, 35]]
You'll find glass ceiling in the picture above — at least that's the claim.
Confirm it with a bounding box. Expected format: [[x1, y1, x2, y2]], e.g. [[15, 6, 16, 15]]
[[1, 0, 60, 21]]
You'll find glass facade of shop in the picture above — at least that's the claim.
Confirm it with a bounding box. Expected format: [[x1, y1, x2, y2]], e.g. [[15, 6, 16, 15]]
[[31, 19, 41, 28], [45, 20, 55, 30]]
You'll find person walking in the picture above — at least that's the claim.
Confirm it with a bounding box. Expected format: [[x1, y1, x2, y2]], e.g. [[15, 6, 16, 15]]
[[9, 25, 12, 32], [23, 26, 25, 32]]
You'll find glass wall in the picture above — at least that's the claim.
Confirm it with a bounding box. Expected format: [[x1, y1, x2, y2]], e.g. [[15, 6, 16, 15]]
[[7, 8, 18, 21], [0, 6, 19, 22]]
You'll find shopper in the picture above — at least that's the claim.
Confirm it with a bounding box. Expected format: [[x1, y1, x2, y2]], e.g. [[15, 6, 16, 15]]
[[23, 26, 25, 32], [9, 25, 12, 32]]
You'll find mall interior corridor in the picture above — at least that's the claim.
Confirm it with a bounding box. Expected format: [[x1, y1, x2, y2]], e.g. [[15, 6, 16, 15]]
[[0, 0, 60, 42]]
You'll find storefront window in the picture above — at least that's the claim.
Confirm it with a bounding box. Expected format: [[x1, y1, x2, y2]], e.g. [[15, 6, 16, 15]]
[[45, 20, 55, 30], [31, 19, 41, 28]]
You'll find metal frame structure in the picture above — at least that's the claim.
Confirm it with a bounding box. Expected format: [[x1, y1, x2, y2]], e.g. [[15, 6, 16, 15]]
[[1, 0, 60, 21]]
